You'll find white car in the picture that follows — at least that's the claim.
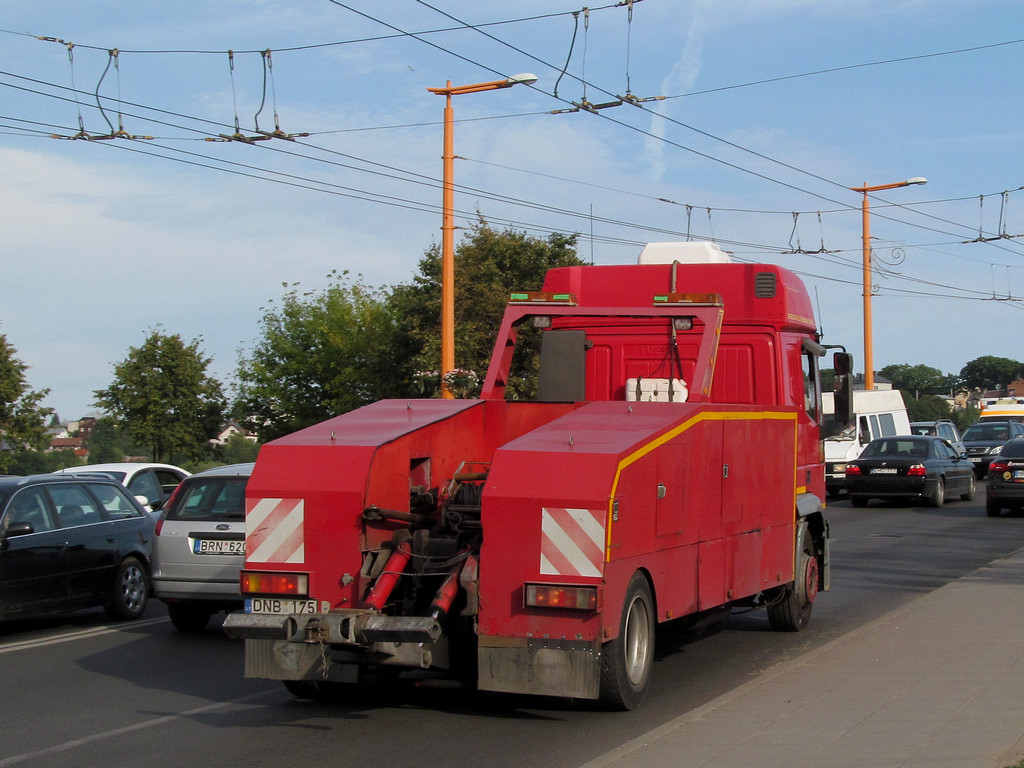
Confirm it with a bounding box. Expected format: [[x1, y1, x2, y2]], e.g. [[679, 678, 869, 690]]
[[54, 463, 190, 513]]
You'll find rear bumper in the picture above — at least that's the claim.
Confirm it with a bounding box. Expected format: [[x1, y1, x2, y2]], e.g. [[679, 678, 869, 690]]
[[844, 477, 931, 499], [987, 484, 1024, 503], [153, 578, 241, 602]]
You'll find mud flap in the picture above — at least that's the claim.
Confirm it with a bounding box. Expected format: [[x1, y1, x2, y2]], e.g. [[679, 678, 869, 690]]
[[477, 636, 601, 699]]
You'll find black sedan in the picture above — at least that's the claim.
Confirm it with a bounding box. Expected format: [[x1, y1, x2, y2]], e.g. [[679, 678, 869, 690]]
[[962, 420, 1024, 478], [0, 473, 155, 622], [844, 435, 976, 508], [986, 437, 1024, 517]]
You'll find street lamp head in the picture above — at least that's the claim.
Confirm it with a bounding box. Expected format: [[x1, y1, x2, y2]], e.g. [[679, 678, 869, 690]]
[[906, 176, 928, 186], [505, 73, 538, 87]]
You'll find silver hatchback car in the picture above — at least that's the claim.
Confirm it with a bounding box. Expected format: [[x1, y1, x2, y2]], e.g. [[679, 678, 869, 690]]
[[152, 463, 252, 631]]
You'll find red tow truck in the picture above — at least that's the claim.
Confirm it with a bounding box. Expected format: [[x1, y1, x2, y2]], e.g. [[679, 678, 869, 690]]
[[224, 241, 853, 709]]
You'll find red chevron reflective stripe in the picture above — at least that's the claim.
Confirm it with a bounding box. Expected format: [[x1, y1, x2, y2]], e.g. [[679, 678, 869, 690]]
[[539, 507, 604, 578], [246, 497, 305, 564]]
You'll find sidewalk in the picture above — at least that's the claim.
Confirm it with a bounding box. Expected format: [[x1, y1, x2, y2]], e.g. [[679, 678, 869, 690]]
[[581, 548, 1024, 768]]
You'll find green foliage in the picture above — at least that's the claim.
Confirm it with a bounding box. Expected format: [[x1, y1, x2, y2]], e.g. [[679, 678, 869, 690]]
[[878, 363, 955, 399], [905, 394, 952, 422], [959, 355, 1023, 391], [234, 272, 415, 440], [85, 417, 127, 464], [5, 449, 80, 475], [953, 406, 981, 432], [94, 330, 226, 463], [219, 432, 260, 464], [390, 220, 583, 396], [0, 332, 52, 471]]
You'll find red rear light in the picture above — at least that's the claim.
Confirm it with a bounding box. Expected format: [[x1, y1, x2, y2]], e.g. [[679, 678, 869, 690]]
[[845, 465, 862, 476], [240, 571, 309, 596], [990, 460, 1009, 473], [524, 583, 598, 611], [907, 463, 926, 476]]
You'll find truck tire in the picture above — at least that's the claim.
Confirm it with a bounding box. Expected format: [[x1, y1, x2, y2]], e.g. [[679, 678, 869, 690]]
[[599, 572, 654, 710], [105, 557, 149, 621], [168, 602, 213, 632], [767, 530, 816, 632]]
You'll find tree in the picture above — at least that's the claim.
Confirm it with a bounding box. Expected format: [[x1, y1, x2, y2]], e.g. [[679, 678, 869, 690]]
[[878, 363, 954, 399], [95, 330, 226, 462], [904, 394, 952, 422], [85, 417, 127, 464], [390, 220, 584, 396], [0, 332, 52, 472], [234, 272, 415, 440], [959, 356, 1024, 391]]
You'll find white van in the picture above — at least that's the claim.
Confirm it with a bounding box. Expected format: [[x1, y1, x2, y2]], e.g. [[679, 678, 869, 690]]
[[822, 389, 911, 496]]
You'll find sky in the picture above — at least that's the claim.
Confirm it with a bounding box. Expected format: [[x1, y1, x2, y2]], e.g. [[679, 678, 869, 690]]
[[2, 0, 1024, 420]]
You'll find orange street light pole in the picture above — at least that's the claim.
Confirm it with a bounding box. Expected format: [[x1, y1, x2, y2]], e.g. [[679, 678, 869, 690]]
[[427, 73, 537, 398], [849, 176, 927, 391]]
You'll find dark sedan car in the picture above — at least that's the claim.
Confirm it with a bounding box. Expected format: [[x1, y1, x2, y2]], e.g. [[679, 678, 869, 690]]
[[962, 421, 1024, 478], [844, 435, 976, 508], [0, 474, 155, 622], [986, 437, 1024, 517]]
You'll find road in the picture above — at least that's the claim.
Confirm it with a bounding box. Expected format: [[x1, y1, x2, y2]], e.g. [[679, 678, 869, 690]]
[[1, 491, 1022, 768]]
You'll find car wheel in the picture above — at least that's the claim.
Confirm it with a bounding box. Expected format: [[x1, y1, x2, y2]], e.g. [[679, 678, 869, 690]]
[[105, 557, 149, 621], [928, 479, 945, 508], [986, 499, 1002, 517], [167, 602, 214, 632], [767, 529, 817, 632], [599, 572, 655, 710], [961, 475, 977, 502]]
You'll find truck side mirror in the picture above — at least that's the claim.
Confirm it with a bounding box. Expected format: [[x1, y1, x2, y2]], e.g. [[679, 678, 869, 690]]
[[832, 352, 854, 425]]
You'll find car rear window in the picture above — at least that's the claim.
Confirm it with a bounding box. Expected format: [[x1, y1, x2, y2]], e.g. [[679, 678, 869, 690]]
[[862, 438, 930, 458], [165, 477, 247, 522], [999, 440, 1024, 459]]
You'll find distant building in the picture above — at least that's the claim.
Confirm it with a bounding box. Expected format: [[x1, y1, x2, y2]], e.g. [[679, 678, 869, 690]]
[[49, 436, 88, 457], [210, 422, 257, 445], [852, 373, 893, 391]]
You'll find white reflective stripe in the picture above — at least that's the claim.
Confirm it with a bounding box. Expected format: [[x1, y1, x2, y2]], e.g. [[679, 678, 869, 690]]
[[539, 552, 555, 575], [540, 508, 603, 578], [247, 498, 304, 564], [566, 507, 605, 549], [246, 497, 282, 530]]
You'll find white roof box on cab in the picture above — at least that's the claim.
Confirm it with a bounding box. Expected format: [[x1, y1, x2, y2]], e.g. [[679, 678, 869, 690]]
[[638, 241, 732, 264]]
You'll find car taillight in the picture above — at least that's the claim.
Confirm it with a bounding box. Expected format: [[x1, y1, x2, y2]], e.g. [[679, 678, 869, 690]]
[[524, 583, 598, 611], [907, 464, 926, 476], [846, 465, 862, 476], [240, 570, 308, 596], [990, 460, 1009, 473]]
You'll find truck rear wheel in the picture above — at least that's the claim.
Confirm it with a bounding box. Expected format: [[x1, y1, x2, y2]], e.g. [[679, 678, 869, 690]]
[[767, 530, 817, 632], [599, 572, 654, 710]]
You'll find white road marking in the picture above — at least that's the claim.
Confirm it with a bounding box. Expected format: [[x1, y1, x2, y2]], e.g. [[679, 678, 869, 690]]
[[0, 616, 168, 654], [0, 690, 277, 766]]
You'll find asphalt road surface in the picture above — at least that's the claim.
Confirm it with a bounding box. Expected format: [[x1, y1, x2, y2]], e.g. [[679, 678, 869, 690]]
[[1, 489, 1021, 768]]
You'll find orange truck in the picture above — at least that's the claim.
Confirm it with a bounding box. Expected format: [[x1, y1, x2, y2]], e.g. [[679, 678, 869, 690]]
[[224, 242, 853, 709]]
